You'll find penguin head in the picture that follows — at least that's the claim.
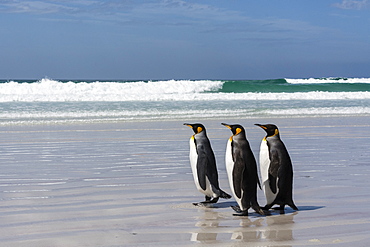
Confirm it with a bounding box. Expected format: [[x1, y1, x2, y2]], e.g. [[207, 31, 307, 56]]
[[221, 123, 245, 136], [255, 124, 280, 137], [183, 123, 206, 135]]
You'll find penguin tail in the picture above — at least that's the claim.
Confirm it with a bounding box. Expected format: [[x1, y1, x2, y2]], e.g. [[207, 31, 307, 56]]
[[219, 190, 232, 199], [251, 201, 264, 215], [288, 201, 298, 211]]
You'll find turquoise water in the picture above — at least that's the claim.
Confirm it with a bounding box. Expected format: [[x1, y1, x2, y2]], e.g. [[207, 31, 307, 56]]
[[220, 78, 370, 93], [0, 78, 369, 125]]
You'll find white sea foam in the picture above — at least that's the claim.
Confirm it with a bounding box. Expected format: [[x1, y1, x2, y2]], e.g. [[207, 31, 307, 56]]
[[0, 106, 369, 126], [1, 78, 370, 102], [265, 107, 370, 116], [0, 109, 251, 125], [0, 78, 224, 102], [285, 77, 370, 84], [160, 91, 370, 101]]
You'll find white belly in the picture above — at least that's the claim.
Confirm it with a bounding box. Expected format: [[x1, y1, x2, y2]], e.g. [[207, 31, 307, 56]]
[[259, 139, 277, 204], [225, 139, 243, 210], [189, 137, 216, 197]]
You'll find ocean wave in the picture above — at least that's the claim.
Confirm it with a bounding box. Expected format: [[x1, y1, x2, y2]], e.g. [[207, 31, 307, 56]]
[[0, 78, 224, 102], [1, 78, 370, 102]]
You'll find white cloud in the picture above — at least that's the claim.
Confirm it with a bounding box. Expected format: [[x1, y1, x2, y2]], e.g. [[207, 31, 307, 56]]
[[0, 0, 224, 17], [0, 0, 80, 14], [333, 0, 369, 10], [0, 0, 125, 14]]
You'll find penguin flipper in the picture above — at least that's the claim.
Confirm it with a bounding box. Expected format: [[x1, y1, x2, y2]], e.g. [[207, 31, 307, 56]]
[[268, 149, 280, 194], [205, 155, 220, 189], [232, 154, 245, 199], [268, 173, 277, 194], [196, 150, 208, 191]]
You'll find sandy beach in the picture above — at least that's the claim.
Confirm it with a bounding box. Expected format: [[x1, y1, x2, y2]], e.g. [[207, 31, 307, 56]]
[[0, 116, 370, 246]]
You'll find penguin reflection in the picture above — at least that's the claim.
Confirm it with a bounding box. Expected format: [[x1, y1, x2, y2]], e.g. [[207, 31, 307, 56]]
[[191, 210, 220, 242], [232, 212, 296, 243], [260, 212, 297, 242], [231, 217, 263, 241]]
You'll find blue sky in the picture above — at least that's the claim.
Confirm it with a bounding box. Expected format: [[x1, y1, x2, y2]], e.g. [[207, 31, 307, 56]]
[[1, 0, 369, 80]]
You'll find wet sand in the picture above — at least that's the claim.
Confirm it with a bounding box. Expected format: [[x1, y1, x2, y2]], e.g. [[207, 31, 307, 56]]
[[0, 116, 370, 246]]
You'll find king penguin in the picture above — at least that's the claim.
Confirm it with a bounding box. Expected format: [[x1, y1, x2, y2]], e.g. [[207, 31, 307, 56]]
[[184, 123, 231, 206], [221, 123, 264, 216], [255, 124, 298, 212]]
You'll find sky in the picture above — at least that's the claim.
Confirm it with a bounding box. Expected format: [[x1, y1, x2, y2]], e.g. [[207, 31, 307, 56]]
[[0, 0, 370, 80]]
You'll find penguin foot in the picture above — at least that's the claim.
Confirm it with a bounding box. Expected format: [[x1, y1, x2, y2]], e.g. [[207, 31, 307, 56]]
[[277, 209, 286, 214], [209, 197, 220, 203], [231, 206, 248, 216], [262, 209, 271, 216], [261, 203, 274, 211], [231, 205, 242, 213], [251, 203, 265, 216], [233, 211, 249, 216], [255, 208, 265, 216], [193, 202, 213, 207], [261, 205, 276, 215], [270, 205, 287, 214], [193, 198, 219, 207]]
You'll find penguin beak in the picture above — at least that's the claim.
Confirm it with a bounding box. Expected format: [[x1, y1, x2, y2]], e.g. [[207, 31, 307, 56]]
[[184, 123, 192, 128], [221, 123, 232, 129], [255, 124, 267, 130]]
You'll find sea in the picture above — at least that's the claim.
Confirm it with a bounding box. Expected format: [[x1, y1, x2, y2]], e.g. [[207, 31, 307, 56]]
[[0, 77, 369, 125]]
